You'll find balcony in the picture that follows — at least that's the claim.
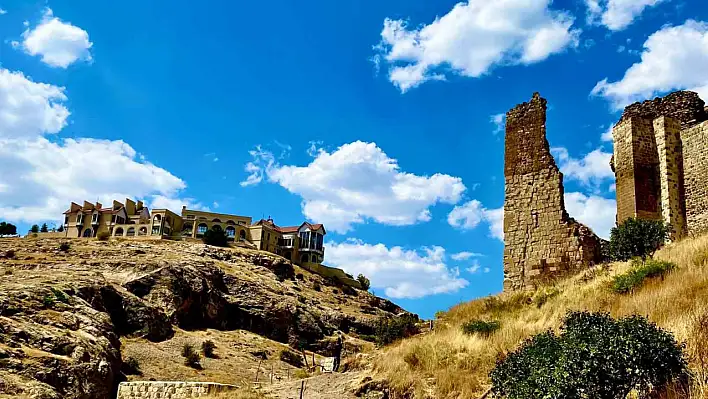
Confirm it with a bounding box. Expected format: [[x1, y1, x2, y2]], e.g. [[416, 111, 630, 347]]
[[299, 245, 325, 254]]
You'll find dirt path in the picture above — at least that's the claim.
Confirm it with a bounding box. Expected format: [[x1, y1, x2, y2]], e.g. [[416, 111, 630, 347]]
[[261, 371, 365, 399]]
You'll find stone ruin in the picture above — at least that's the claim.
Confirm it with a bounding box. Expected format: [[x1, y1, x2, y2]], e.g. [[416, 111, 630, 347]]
[[503, 93, 604, 291], [612, 90, 708, 240]]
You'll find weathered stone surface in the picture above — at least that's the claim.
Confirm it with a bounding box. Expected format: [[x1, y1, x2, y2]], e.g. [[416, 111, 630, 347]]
[[116, 381, 237, 399], [503, 93, 604, 291], [612, 90, 708, 239]]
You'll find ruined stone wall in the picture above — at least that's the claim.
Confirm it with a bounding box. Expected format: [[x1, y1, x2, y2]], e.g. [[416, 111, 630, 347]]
[[116, 381, 237, 399], [619, 91, 707, 130], [654, 117, 687, 238], [503, 93, 603, 291], [682, 120, 708, 236]]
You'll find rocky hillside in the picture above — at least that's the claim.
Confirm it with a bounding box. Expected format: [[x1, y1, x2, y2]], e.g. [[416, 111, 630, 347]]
[[0, 238, 411, 399]]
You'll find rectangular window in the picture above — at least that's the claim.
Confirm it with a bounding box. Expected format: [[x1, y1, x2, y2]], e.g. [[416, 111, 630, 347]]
[[77, 214, 83, 224], [198, 225, 208, 234], [152, 227, 161, 235]]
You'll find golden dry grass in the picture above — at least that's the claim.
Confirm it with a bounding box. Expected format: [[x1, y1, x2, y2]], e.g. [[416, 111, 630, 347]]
[[372, 235, 708, 399]]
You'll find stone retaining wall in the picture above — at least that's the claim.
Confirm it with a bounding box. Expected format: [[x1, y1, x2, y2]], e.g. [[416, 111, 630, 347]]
[[116, 381, 238, 399]]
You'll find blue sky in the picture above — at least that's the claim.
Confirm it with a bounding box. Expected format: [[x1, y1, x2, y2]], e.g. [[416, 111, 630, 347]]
[[1, 0, 707, 318]]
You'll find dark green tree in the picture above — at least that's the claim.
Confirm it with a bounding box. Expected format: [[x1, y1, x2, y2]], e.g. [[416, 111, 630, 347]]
[[30, 224, 40, 233], [202, 228, 229, 247], [357, 274, 371, 290], [57, 224, 64, 232], [0, 222, 17, 235], [40, 223, 49, 233], [609, 218, 669, 261]]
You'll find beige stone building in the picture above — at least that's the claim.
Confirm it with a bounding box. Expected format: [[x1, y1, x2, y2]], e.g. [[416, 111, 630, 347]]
[[61, 199, 328, 268], [612, 91, 708, 240]]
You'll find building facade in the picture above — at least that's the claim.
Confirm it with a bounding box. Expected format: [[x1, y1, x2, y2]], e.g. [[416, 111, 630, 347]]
[[612, 91, 708, 240], [61, 199, 327, 267]]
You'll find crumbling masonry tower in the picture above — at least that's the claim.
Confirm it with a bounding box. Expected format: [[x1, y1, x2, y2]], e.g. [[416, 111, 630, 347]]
[[612, 91, 708, 239], [503, 93, 604, 291]]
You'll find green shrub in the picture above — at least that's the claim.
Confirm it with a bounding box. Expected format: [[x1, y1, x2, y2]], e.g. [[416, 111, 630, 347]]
[[490, 311, 687, 399], [123, 356, 142, 375], [609, 218, 669, 261], [182, 343, 201, 368], [374, 314, 419, 347], [612, 259, 675, 294], [202, 340, 216, 358], [97, 231, 110, 241], [42, 295, 55, 308], [461, 320, 501, 337], [202, 228, 229, 247], [357, 274, 371, 290], [59, 242, 70, 252], [50, 287, 69, 303]]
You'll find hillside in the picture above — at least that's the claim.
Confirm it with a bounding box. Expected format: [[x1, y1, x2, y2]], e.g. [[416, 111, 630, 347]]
[[0, 238, 410, 399], [365, 235, 708, 398]]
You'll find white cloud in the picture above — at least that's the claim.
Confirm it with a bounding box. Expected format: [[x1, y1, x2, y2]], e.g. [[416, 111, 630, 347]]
[[0, 8, 7, 15], [20, 8, 93, 68], [483, 267, 491, 273], [325, 239, 468, 299], [0, 67, 196, 223], [0, 68, 70, 139], [466, 259, 482, 274], [491, 113, 506, 135], [148, 195, 208, 213], [448, 200, 504, 241], [0, 137, 189, 223], [586, 0, 665, 31], [243, 141, 466, 233], [552, 147, 614, 189], [601, 126, 614, 142], [374, 0, 580, 92], [564, 192, 617, 239], [592, 20, 708, 109], [451, 251, 483, 261]]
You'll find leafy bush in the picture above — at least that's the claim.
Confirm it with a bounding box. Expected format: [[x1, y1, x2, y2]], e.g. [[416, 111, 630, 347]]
[[59, 242, 70, 252], [123, 356, 142, 375], [0, 221, 17, 235], [374, 314, 419, 347], [50, 287, 69, 303], [43, 295, 55, 308], [609, 218, 669, 261], [461, 320, 501, 337], [202, 228, 229, 247], [612, 259, 675, 294], [182, 343, 201, 369], [97, 231, 110, 241], [357, 274, 371, 290], [202, 340, 217, 358], [490, 311, 687, 399]]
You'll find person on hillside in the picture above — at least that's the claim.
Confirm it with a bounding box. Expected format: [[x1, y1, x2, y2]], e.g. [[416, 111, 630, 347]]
[[333, 332, 343, 372]]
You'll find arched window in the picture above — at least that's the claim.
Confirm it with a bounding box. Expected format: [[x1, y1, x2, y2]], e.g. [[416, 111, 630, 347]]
[[127, 227, 136, 236], [300, 254, 309, 264], [153, 214, 162, 222], [197, 223, 208, 235], [83, 228, 93, 238], [239, 229, 246, 240], [139, 227, 147, 236], [226, 220, 236, 226], [226, 226, 236, 238], [212, 218, 221, 223], [182, 222, 193, 236], [114, 227, 124, 236], [212, 224, 223, 232]]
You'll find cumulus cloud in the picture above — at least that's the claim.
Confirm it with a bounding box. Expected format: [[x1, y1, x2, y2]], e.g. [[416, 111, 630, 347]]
[[592, 20, 708, 109], [451, 251, 483, 261], [0, 68, 70, 139], [325, 239, 468, 298], [448, 200, 504, 241], [0, 67, 195, 223], [242, 141, 466, 233], [0, 8, 7, 15], [373, 0, 580, 92], [564, 192, 617, 239], [552, 147, 614, 190], [491, 113, 506, 135], [19, 8, 92, 68], [586, 0, 665, 31]]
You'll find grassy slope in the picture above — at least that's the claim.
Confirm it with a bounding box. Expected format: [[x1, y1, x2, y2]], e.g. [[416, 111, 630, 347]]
[[372, 235, 708, 399]]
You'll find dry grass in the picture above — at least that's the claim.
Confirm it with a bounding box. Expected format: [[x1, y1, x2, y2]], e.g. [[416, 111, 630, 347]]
[[210, 389, 268, 398], [372, 235, 708, 399]]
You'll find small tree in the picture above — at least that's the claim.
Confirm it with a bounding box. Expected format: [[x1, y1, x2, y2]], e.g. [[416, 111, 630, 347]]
[[609, 218, 669, 262], [40, 223, 48, 233], [30, 224, 40, 234], [0, 222, 17, 235], [202, 228, 229, 247], [357, 274, 371, 290], [201, 340, 216, 358], [57, 224, 64, 233]]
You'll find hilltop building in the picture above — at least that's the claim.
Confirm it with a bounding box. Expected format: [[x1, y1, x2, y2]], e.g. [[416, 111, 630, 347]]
[[612, 91, 708, 240], [61, 199, 326, 268], [503, 93, 604, 291]]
